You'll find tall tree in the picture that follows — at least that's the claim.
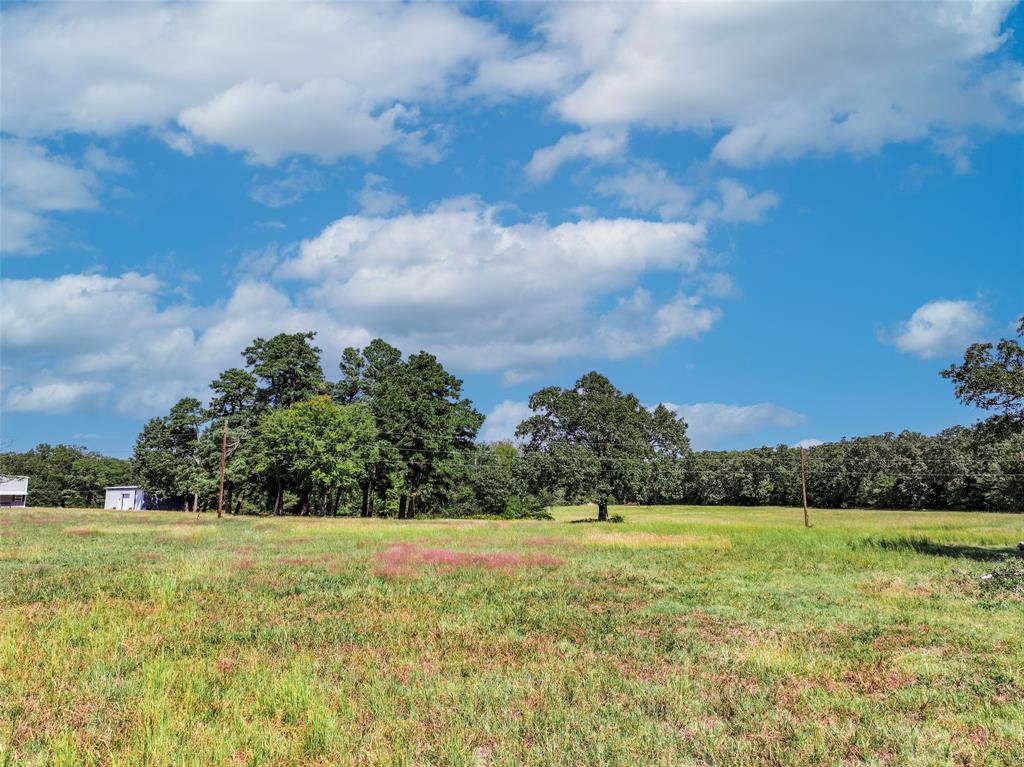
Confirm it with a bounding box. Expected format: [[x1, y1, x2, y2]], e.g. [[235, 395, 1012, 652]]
[[942, 316, 1024, 438], [133, 397, 205, 510], [255, 396, 378, 516], [208, 367, 259, 424], [516, 371, 690, 521], [244, 332, 326, 409], [334, 341, 482, 517], [335, 339, 405, 515]]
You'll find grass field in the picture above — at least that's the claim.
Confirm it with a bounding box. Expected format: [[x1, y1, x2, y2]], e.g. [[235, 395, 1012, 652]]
[[1, 505, 1022, 766]]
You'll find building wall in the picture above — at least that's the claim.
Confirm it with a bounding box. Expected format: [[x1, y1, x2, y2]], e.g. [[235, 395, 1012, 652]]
[[0, 477, 29, 495], [104, 488, 144, 510]]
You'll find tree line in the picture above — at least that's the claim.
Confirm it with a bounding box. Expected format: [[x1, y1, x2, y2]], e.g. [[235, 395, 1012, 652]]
[[0, 444, 132, 507], [3, 317, 1020, 514]]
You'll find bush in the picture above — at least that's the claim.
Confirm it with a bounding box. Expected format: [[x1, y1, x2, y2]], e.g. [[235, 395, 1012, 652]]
[[504, 496, 553, 520]]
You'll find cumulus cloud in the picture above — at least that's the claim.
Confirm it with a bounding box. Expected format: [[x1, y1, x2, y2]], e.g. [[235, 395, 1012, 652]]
[[4, 381, 114, 415], [524, 129, 627, 182], [278, 198, 714, 373], [1, 201, 725, 416], [0, 273, 367, 416], [355, 174, 407, 215], [1, 2, 501, 163], [664, 402, 807, 449], [526, 2, 1022, 166], [794, 438, 825, 449], [4, 1, 1019, 176], [594, 163, 694, 220], [249, 162, 324, 208], [0, 139, 100, 253], [479, 400, 534, 444], [883, 299, 989, 359], [591, 164, 781, 227], [709, 179, 780, 223]]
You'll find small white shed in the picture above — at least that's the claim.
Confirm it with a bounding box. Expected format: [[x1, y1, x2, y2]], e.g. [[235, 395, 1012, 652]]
[[0, 476, 29, 507], [105, 486, 145, 510]]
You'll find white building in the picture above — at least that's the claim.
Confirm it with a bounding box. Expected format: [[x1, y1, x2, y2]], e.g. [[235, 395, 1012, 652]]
[[105, 485, 146, 510], [0, 476, 29, 507]]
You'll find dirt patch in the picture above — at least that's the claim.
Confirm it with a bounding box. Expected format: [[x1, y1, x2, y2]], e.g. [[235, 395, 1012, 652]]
[[375, 543, 563, 577]]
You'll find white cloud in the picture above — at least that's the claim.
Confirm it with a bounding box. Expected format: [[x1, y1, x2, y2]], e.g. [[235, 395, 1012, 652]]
[[479, 400, 534, 444], [2, 2, 502, 163], [531, 2, 1021, 166], [933, 135, 975, 175], [595, 163, 694, 220], [4, 1, 1018, 176], [0, 139, 100, 253], [664, 402, 806, 449], [525, 129, 627, 182], [794, 438, 825, 449], [0, 273, 366, 416], [4, 381, 114, 415], [710, 179, 780, 223], [179, 80, 405, 165], [355, 174, 407, 215], [2, 202, 722, 416], [279, 198, 714, 373], [884, 299, 988, 359], [250, 163, 323, 208]]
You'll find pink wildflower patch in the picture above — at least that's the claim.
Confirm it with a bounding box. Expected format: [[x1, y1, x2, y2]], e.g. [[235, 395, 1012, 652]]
[[375, 543, 562, 577]]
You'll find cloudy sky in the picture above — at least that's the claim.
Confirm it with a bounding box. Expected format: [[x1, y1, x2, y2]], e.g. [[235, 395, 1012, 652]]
[[1, 1, 1022, 456]]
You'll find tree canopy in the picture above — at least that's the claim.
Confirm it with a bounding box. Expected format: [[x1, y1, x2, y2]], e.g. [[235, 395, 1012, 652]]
[[516, 371, 690, 520], [942, 315, 1024, 437]]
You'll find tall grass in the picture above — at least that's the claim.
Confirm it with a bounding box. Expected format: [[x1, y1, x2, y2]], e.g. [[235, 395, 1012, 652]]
[[1, 506, 1021, 765]]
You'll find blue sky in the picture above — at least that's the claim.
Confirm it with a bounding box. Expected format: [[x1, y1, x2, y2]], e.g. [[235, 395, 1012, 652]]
[[2, 1, 1022, 457]]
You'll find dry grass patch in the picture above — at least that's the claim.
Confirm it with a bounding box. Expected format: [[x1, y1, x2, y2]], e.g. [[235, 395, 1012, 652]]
[[586, 531, 732, 549]]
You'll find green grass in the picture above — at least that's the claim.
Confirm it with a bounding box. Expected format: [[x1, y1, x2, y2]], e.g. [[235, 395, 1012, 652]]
[[1, 505, 1022, 766]]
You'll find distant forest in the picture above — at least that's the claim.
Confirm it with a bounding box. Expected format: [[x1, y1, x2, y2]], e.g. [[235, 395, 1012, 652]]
[[3, 319, 1021, 514]]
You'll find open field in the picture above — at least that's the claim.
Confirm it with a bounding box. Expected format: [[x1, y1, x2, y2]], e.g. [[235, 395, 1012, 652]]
[[1, 506, 1022, 766]]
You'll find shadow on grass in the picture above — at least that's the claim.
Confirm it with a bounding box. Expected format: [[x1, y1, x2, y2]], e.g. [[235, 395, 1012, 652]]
[[870, 536, 1021, 562]]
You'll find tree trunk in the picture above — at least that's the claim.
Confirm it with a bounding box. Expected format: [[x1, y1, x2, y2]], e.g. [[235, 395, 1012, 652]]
[[192, 492, 199, 513], [398, 495, 408, 519], [296, 490, 309, 516], [408, 494, 417, 518], [360, 483, 370, 517], [597, 500, 609, 522], [273, 481, 283, 516]]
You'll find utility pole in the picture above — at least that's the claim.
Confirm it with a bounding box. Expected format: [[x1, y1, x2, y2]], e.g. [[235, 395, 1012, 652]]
[[801, 447, 810, 528], [217, 419, 228, 519]]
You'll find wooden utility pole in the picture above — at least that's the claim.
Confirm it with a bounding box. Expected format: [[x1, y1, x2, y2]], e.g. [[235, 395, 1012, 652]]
[[801, 447, 810, 528], [217, 419, 228, 519]]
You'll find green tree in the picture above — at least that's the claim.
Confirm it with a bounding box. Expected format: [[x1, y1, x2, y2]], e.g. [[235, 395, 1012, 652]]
[[516, 371, 690, 521], [244, 332, 326, 409], [255, 396, 378, 515], [335, 340, 483, 517], [942, 316, 1024, 437], [208, 367, 259, 424], [133, 397, 205, 510]]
